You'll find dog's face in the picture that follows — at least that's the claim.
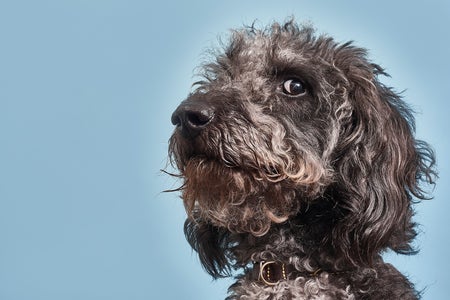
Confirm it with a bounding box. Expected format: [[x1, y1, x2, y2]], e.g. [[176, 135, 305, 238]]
[[169, 21, 435, 269], [170, 25, 339, 236]]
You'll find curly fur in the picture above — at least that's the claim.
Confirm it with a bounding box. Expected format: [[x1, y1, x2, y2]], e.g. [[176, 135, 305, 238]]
[[168, 20, 436, 299]]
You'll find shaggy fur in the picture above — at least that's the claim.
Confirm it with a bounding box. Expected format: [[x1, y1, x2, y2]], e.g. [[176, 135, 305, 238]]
[[168, 20, 436, 299]]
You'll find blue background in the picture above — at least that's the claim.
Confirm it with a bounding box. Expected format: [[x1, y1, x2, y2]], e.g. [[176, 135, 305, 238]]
[[1, 1, 449, 299]]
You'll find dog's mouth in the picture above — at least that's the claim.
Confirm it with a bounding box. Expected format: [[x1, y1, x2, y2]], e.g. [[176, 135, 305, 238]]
[[171, 132, 260, 173], [184, 150, 286, 185]]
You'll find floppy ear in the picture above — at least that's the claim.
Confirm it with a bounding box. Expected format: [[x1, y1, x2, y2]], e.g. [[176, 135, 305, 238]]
[[184, 218, 233, 278], [332, 55, 436, 265]]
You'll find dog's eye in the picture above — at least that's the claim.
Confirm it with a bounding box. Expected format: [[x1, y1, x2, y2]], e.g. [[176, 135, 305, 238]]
[[282, 79, 306, 96]]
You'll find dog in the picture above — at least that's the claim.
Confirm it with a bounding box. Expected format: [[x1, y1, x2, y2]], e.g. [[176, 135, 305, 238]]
[[168, 20, 436, 299]]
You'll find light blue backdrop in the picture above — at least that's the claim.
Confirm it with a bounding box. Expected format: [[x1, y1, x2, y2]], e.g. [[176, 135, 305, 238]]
[[0, 1, 448, 299]]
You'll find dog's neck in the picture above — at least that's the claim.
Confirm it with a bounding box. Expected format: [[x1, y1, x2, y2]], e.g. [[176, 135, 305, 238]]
[[231, 199, 370, 273], [236, 224, 337, 271]]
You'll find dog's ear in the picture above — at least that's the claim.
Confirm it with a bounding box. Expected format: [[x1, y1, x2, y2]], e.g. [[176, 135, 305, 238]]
[[332, 53, 436, 265], [184, 218, 232, 278]]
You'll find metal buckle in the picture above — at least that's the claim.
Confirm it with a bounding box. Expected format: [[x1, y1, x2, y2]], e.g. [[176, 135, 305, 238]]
[[258, 261, 287, 286]]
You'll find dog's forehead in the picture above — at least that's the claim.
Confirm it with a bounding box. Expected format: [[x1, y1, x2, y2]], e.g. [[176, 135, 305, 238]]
[[241, 35, 267, 56], [276, 48, 309, 64], [231, 34, 314, 73]]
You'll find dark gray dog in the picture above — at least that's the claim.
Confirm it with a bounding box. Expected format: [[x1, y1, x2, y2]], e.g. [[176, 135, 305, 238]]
[[168, 20, 436, 299]]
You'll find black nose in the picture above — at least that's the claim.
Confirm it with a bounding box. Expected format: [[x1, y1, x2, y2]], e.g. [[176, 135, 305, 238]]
[[171, 102, 214, 138]]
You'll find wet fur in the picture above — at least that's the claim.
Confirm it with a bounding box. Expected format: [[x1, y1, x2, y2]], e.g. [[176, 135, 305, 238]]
[[168, 20, 436, 299]]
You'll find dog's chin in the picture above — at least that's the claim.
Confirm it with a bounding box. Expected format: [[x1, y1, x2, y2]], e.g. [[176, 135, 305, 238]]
[[180, 156, 303, 236]]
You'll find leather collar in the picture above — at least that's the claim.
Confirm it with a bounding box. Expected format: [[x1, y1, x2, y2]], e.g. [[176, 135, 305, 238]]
[[252, 261, 347, 286]]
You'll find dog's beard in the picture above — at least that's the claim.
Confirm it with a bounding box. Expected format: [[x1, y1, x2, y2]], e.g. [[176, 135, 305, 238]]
[[180, 152, 328, 236], [181, 157, 294, 236]]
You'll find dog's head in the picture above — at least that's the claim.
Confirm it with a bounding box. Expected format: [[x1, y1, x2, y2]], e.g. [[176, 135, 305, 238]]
[[168, 21, 436, 277]]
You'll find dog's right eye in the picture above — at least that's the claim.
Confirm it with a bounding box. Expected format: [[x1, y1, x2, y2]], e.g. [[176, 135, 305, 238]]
[[282, 79, 306, 96]]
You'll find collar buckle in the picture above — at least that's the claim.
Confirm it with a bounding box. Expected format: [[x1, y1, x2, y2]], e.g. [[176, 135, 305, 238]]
[[257, 261, 287, 286]]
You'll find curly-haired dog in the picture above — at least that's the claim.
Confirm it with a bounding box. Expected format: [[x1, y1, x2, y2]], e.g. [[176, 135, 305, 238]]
[[168, 20, 436, 299]]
